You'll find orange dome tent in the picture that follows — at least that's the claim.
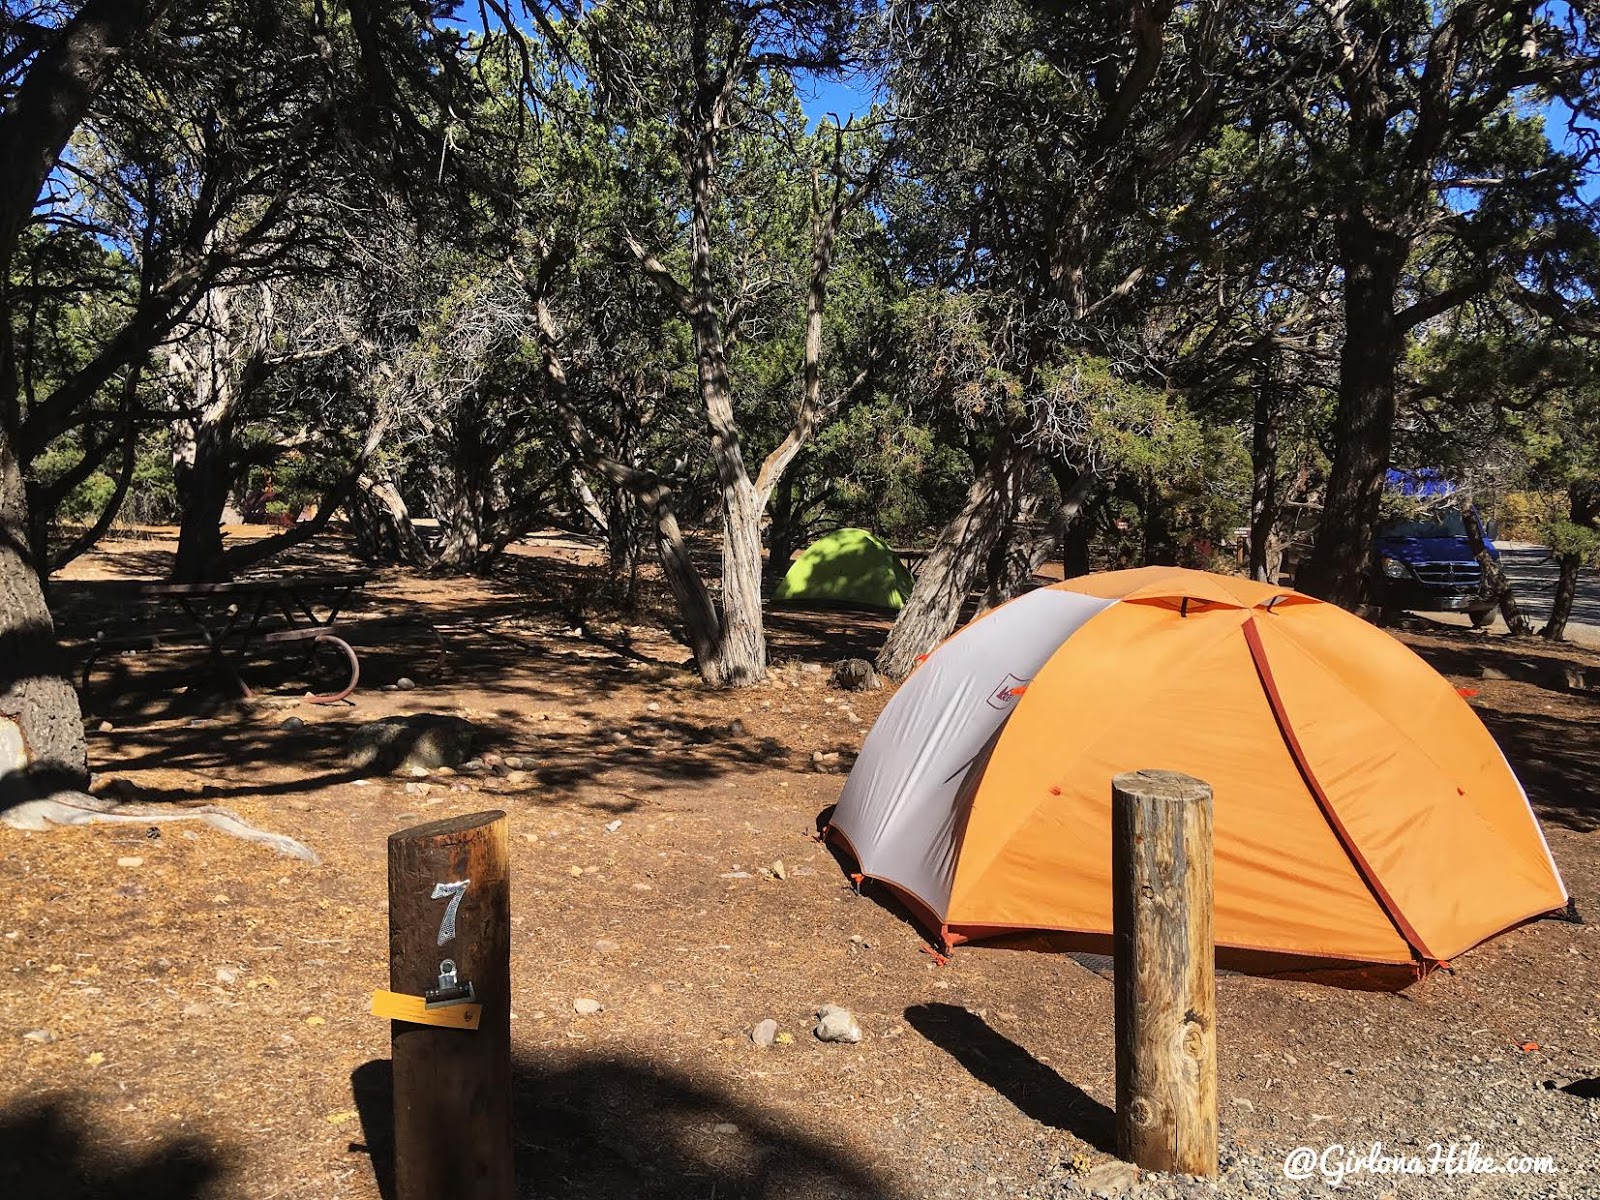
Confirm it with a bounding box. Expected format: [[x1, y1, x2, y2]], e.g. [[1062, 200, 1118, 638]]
[[828, 567, 1567, 976]]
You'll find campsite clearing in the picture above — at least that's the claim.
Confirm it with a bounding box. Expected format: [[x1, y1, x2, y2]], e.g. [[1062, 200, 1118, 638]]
[[3, 531, 1599, 1199]]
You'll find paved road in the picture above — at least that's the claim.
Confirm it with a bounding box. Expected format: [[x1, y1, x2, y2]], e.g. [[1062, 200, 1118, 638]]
[[1429, 544, 1600, 647]]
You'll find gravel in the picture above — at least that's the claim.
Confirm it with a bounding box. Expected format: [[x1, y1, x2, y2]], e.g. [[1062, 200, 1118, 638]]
[[1015, 1066, 1600, 1200]]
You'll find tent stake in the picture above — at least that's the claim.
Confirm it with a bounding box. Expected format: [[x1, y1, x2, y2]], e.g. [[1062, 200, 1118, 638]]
[[1111, 770, 1217, 1177]]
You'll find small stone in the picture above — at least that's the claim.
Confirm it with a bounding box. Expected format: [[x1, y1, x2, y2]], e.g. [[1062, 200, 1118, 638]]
[[396, 677, 417, 690], [605, 820, 622, 833], [814, 1004, 862, 1044], [799, 662, 823, 674], [1080, 1161, 1139, 1197], [608, 730, 628, 744], [216, 967, 238, 985], [595, 939, 620, 953], [182, 1002, 209, 1018], [117, 856, 143, 868], [830, 659, 881, 690], [21, 1029, 54, 1044], [289, 799, 312, 811], [483, 753, 504, 767], [568, 866, 584, 877], [462, 759, 485, 773], [410, 765, 430, 778], [280, 716, 305, 731], [770, 859, 787, 880], [506, 770, 529, 784], [712, 1122, 739, 1135], [503, 755, 524, 770], [646, 702, 661, 713], [98, 720, 114, 733], [573, 998, 603, 1015], [727, 719, 746, 736], [752, 1018, 778, 1048]]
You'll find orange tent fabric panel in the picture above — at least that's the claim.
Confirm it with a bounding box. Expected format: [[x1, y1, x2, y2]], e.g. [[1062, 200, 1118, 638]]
[[1250, 605, 1567, 962], [948, 600, 1412, 963]]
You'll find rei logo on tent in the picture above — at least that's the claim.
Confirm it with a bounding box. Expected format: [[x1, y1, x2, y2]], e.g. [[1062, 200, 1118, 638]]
[[986, 673, 1030, 709]]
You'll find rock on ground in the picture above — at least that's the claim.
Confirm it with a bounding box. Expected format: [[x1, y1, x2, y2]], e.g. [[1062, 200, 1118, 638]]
[[829, 658, 882, 691], [345, 714, 475, 773], [814, 1004, 862, 1043], [752, 1018, 778, 1048]]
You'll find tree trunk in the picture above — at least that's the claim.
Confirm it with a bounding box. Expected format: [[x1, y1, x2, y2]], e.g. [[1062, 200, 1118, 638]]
[[171, 292, 241, 582], [1541, 554, 1581, 642], [1541, 483, 1598, 641], [351, 471, 426, 565], [765, 471, 798, 583], [1460, 501, 1532, 635], [1298, 219, 1407, 611], [686, 80, 766, 687], [981, 463, 1098, 610], [877, 437, 1034, 679], [171, 426, 234, 581], [639, 484, 723, 673], [1248, 365, 1278, 583], [0, 427, 87, 808], [714, 477, 768, 686], [434, 432, 489, 573], [1062, 518, 1093, 578]]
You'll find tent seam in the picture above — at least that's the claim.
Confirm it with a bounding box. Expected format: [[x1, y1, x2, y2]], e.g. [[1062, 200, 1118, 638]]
[[1241, 615, 1433, 963]]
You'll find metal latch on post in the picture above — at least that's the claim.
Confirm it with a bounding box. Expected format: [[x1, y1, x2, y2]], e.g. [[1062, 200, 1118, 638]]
[[371, 960, 481, 1030]]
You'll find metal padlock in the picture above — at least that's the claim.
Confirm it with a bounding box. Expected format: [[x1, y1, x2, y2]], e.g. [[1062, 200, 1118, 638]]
[[424, 958, 476, 1009]]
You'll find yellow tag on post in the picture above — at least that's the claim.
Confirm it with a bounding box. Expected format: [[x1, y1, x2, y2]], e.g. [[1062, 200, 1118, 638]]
[[370, 990, 482, 1030]]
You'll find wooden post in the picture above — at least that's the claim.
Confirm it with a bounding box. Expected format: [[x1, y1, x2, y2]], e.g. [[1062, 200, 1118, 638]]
[[388, 811, 512, 1200], [1111, 769, 1217, 1177]]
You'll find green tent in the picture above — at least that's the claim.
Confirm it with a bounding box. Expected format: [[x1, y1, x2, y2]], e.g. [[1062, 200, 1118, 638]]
[[772, 528, 915, 611]]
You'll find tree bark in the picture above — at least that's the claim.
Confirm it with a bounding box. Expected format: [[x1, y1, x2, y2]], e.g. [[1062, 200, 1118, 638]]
[[171, 291, 244, 582], [686, 82, 770, 684], [1461, 501, 1532, 636], [877, 436, 1034, 679], [1542, 554, 1581, 643], [0, 426, 87, 808], [981, 463, 1097, 610], [433, 415, 494, 573], [171, 428, 235, 581], [351, 471, 426, 565], [1248, 364, 1278, 583], [1297, 217, 1407, 611], [1541, 483, 1598, 641]]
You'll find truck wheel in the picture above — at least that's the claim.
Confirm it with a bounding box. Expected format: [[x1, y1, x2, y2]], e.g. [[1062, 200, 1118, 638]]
[[1469, 609, 1497, 629]]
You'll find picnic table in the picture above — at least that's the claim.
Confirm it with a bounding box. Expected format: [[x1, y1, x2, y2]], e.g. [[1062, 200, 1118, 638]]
[[79, 571, 368, 705]]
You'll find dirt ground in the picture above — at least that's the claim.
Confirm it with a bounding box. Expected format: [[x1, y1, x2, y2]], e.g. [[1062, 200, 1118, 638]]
[[4, 530, 1599, 1199]]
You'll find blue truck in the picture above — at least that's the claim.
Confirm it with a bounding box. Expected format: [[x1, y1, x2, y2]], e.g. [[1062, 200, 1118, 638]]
[[1373, 469, 1498, 626]]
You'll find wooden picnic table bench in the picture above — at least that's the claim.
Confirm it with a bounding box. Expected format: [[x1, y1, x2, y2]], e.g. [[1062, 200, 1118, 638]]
[[78, 572, 368, 705]]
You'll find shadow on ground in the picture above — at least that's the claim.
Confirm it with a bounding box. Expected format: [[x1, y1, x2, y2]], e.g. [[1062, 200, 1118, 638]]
[[0, 1094, 224, 1198], [350, 1055, 896, 1200], [903, 1003, 1115, 1153]]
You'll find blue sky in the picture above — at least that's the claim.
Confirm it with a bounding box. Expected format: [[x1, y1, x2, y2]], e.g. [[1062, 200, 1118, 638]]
[[796, 73, 876, 128]]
